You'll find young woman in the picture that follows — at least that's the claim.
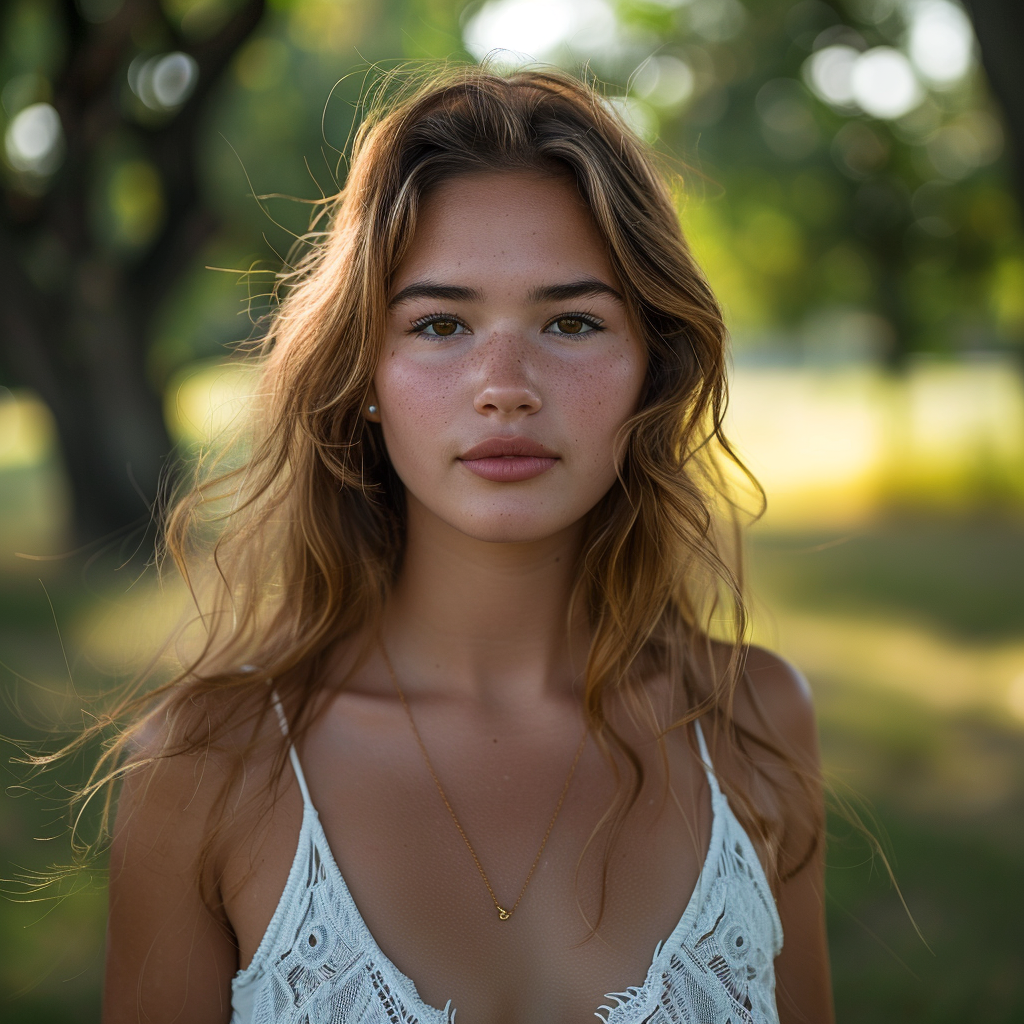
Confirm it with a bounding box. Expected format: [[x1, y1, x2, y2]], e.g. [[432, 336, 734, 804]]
[[100, 67, 833, 1023]]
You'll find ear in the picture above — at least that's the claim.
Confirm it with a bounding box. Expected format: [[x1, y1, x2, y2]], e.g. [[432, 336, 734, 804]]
[[363, 385, 381, 423]]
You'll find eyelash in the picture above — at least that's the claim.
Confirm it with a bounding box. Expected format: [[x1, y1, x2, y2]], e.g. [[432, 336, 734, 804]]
[[408, 311, 469, 337], [407, 311, 606, 337], [548, 311, 605, 335]]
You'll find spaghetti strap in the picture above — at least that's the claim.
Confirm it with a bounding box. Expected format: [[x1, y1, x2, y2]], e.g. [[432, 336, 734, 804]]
[[692, 718, 722, 799], [234, 705, 784, 1024], [270, 689, 314, 810]]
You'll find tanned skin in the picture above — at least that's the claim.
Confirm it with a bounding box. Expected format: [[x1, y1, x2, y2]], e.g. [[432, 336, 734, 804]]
[[105, 171, 834, 1024]]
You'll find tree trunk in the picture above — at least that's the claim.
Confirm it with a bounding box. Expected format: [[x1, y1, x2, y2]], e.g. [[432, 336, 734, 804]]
[[0, 0, 264, 549], [964, 0, 1024, 210], [0, 245, 173, 546]]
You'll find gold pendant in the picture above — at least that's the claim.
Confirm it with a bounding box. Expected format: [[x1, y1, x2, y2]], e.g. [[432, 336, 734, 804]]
[[497, 907, 511, 920]]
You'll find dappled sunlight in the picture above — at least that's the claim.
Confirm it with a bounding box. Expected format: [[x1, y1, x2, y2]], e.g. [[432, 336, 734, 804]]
[[726, 358, 1024, 526], [753, 605, 1024, 725], [164, 358, 261, 449]]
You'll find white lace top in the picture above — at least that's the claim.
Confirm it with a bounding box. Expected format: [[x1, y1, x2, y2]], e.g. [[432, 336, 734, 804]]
[[231, 706, 783, 1024]]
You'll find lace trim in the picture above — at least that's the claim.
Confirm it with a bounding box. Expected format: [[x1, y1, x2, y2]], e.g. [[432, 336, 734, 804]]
[[231, 717, 782, 1024]]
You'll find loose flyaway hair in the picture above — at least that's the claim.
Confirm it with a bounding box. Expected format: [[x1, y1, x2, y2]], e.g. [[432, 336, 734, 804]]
[[25, 62, 821, 926]]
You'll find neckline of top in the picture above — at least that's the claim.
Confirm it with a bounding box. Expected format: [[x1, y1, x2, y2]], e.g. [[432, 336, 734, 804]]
[[238, 706, 728, 1021], [272, 688, 723, 814]]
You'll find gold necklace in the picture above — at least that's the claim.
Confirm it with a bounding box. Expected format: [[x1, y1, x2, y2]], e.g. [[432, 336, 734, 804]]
[[381, 645, 588, 922]]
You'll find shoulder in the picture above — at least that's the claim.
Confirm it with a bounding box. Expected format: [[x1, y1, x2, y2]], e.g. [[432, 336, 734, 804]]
[[691, 640, 819, 765], [105, 686, 278, 1020], [690, 642, 824, 868], [735, 645, 819, 768], [113, 685, 283, 880]]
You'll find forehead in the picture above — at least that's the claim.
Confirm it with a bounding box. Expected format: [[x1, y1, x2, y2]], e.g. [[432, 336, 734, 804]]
[[392, 169, 619, 293]]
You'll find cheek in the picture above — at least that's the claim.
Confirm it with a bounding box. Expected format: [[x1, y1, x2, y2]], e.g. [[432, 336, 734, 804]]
[[375, 354, 457, 449], [557, 343, 646, 447], [375, 337, 646, 481]]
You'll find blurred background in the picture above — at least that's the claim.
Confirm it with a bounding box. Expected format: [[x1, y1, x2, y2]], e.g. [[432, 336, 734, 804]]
[[1, 0, 1022, 1020]]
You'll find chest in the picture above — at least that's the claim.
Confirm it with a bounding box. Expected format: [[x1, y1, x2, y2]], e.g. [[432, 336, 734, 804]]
[[221, 702, 718, 1023]]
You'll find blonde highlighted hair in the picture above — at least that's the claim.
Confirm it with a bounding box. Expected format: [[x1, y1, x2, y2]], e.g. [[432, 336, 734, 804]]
[[47, 63, 818, 917]]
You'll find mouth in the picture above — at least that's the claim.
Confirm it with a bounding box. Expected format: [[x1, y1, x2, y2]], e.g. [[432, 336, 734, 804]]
[[458, 437, 559, 483]]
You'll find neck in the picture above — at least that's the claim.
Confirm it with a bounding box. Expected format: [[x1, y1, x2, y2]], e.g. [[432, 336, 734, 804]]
[[382, 495, 591, 708]]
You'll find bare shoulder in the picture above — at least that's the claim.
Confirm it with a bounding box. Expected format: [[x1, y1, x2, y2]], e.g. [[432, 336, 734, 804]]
[[118, 688, 264, 827], [735, 645, 820, 768], [735, 652, 833, 1020], [688, 648, 833, 1018], [105, 687, 279, 1023], [694, 642, 824, 865], [693, 639, 819, 763]]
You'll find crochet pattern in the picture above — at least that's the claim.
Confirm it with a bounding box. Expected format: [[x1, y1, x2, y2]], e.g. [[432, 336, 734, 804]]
[[231, 721, 782, 1024]]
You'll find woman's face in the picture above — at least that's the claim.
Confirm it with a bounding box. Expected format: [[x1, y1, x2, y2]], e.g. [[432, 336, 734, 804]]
[[373, 169, 647, 545]]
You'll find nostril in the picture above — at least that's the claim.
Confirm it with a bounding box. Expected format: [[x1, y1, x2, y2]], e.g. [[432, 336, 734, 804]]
[[473, 383, 543, 416]]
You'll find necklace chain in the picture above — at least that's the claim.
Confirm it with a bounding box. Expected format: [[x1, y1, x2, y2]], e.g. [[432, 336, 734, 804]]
[[381, 644, 587, 922]]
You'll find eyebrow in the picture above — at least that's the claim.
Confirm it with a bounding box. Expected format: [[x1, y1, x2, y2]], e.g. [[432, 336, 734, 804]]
[[388, 282, 482, 309], [387, 277, 624, 310], [528, 279, 624, 304]]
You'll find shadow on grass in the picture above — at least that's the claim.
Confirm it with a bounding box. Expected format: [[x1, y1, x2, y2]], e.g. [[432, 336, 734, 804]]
[[750, 515, 1024, 643], [820, 680, 1024, 1023]]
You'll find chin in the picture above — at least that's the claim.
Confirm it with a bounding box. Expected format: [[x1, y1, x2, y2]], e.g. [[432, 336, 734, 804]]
[[452, 515, 574, 545], [403, 484, 603, 547], [436, 496, 586, 545]]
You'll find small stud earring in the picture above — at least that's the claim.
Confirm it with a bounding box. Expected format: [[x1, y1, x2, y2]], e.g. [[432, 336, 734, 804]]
[[367, 404, 378, 415]]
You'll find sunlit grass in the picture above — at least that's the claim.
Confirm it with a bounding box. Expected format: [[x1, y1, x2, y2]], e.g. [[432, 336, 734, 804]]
[[726, 358, 1024, 527], [755, 605, 1024, 725]]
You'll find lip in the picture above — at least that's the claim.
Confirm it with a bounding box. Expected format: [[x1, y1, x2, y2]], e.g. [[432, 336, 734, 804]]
[[460, 437, 558, 460], [458, 437, 559, 483]]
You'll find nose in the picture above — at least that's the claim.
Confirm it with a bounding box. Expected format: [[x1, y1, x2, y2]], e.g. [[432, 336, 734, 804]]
[[472, 334, 542, 418]]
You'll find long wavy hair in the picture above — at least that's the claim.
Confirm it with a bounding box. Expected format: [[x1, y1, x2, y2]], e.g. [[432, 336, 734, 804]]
[[44, 63, 819, 921]]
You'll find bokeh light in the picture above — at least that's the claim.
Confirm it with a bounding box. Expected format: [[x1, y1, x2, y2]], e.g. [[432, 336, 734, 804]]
[[463, 0, 619, 63], [850, 46, 923, 119], [908, 0, 975, 87], [3, 101, 63, 174], [128, 51, 199, 112], [804, 44, 859, 108], [632, 56, 696, 111]]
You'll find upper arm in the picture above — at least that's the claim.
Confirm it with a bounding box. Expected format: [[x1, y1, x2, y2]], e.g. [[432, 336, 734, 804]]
[[104, 743, 239, 1024], [739, 646, 835, 1024]]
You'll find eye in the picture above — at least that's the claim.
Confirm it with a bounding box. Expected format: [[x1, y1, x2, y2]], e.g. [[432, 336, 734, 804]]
[[423, 319, 462, 337], [545, 313, 603, 336], [409, 313, 469, 338]]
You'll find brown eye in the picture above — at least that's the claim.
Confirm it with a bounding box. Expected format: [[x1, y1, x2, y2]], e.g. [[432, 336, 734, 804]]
[[556, 317, 584, 334], [430, 319, 458, 336]]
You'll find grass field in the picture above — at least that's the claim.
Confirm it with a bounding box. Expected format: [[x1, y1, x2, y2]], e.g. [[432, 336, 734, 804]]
[[750, 519, 1024, 1022], [2, 496, 1022, 1021]]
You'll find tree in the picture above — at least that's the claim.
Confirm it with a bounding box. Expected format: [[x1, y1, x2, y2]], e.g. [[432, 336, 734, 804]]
[[3, 0, 1023, 548], [0, 0, 264, 545], [963, 0, 1024, 207]]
